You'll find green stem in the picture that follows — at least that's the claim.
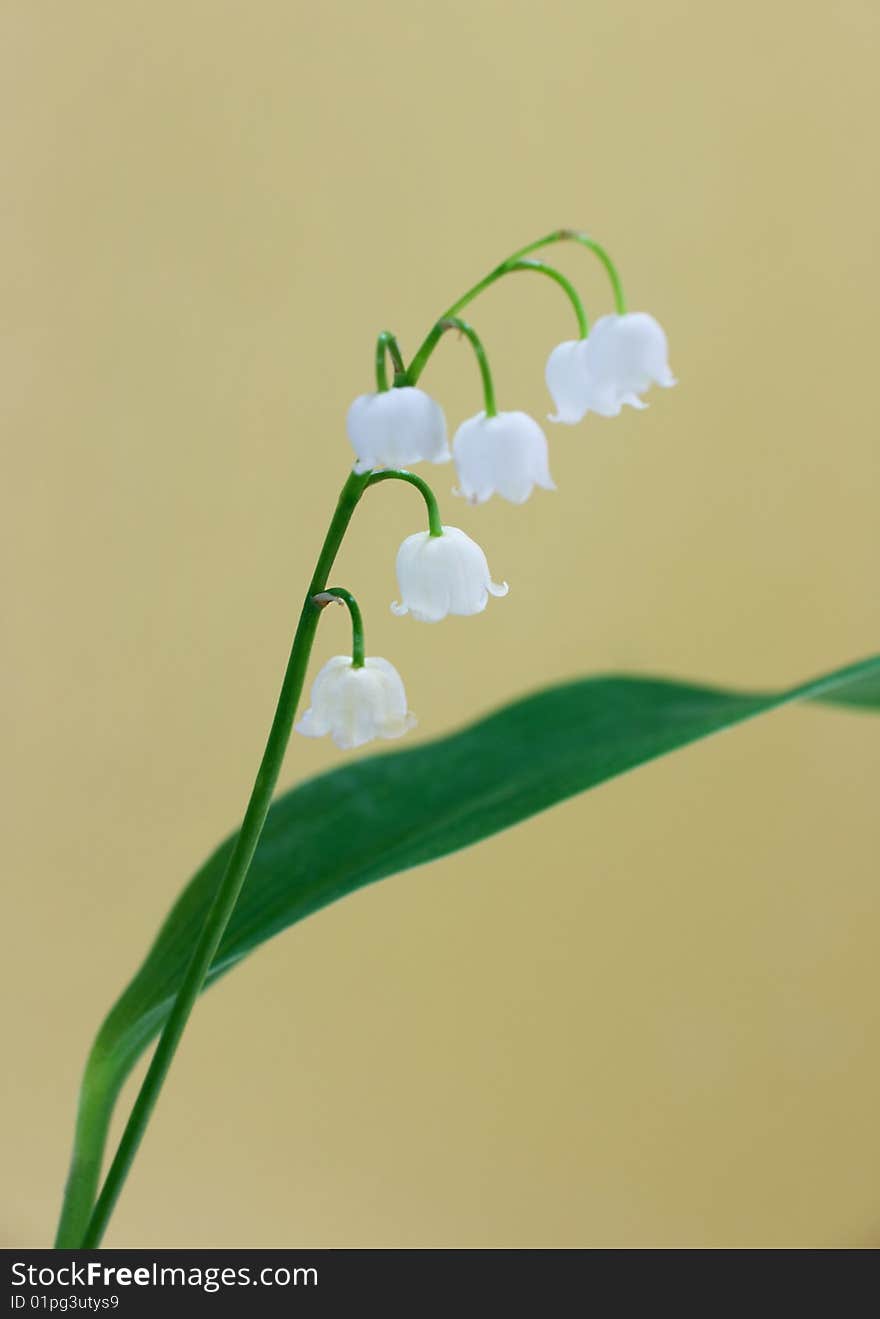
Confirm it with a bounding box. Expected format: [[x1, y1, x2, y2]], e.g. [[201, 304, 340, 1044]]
[[315, 588, 365, 668], [501, 260, 588, 338], [73, 469, 372, 1248], [367, 468, 443, 538], [509, 229, 627, 314], [407, 317, 497, 415], [375, 331, 406, 391], [408, 251, 591, 383]]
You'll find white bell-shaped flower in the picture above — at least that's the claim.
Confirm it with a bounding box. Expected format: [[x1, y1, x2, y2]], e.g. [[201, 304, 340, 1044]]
[[346, 386, 450, 473], [296, 655, 416, 751], [546, 313, 675, 423], [452, 410, 555, 505], [392, 525, 508, 623], [545, 339, 594, 424], [581, 313, 675, 416]]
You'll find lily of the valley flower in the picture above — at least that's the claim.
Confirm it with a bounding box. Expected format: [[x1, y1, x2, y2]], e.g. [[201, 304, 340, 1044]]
[[546, 313, 675, 423], [452, 410, 555, 505], [545, 339, 595, 424], [346, 386, 449, 473], [296, 654, 416, 750], [392, 525, 508, 622]]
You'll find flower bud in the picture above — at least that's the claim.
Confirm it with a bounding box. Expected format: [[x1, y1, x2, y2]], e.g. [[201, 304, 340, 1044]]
[[453, 410, 555, 505], [296, 655, 416, 750], [346, 386, 450, 472], [392, 525, 508, 623]]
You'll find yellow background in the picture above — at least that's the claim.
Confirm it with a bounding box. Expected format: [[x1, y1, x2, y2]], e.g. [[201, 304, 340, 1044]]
[[4, 1, 879, 1248]]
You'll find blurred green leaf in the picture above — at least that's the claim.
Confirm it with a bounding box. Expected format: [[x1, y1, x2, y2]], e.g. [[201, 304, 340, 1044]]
[[57, 655, 880, 1243]]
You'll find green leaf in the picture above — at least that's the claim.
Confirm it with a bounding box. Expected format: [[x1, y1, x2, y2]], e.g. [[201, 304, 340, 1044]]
[[56, 655, 880, 1244]]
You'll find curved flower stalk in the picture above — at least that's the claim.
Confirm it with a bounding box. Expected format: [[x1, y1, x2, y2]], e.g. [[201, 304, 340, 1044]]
[[392, 526, 508, 622], [57, 225, 674, 1250]]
